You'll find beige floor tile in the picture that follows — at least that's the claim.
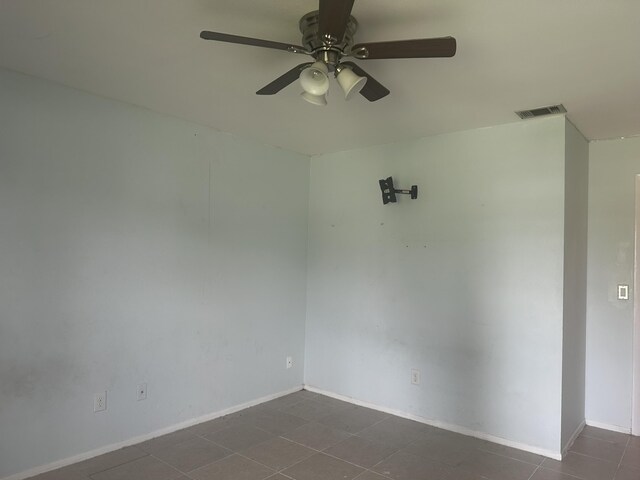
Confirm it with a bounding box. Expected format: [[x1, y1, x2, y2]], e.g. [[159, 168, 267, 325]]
[[403, 431, 479, 467], [152, 436, 231, 473], [29, 447, 147, 480], [259, 392, 311, 410], [355, 416, 433, 448], [307, 395, 353, 410], [71, 446, 148, 476], [441, 466, 489, 480], [372, 450, 451, 480], [291, 391, 321, 401], [529, 467, 584, 480], [205, 424, 275, 451], [189, 454, 275, 480], [282, 422, 352, 450], [185, 417, 236, 437], [89, 455, 182, 480], [541, 452, 618, 480], [476, 440, 545, 465], [353, 471, 390, 480], [570, 435, 626, 464], [249, 409, 309, 435], [138, 429, 198, 454], [323, 435, 398, 468], [615, 464, 640, 480], [281, 453, 364, 480], [277, 399, 346, 421], [27, 467, 89, 480], [581, 426, 630, 446], [621, 443, 640, 470], [456, 450, 538, 480], [318, 406, 388, 434], [241, 437, 315, 471]]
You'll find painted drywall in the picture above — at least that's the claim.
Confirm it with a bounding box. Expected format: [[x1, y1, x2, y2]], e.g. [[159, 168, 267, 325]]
[[305, 117, 568, 453], [0, 68, 309, 478], [560, 121, 589, 449], [586, 136, 640, 430]]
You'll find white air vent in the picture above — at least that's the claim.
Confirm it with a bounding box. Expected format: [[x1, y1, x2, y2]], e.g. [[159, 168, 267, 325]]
[[515, 104, 567, 119]]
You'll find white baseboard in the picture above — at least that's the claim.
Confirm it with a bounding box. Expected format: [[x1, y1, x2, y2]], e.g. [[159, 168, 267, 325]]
[[304, 384, 563, 461], [562, 420, 586, 457], [585, 419, 632, 434], [2, 385, 303, 480]]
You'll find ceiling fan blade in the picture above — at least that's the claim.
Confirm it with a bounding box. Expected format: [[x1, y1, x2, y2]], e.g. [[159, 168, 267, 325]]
[[340, 62, 390, 102], [318, 0, 355, 43], [351, 36, 457, 59], [256, 63, 313, 95], [200, 31, 305, 52]]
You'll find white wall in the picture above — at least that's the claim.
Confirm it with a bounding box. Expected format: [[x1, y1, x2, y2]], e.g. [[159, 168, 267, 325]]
[[560, 121, 589, 449], [586, 136, 640, 430], [0, 68, 309, 478], [305, 117, 568, 453]]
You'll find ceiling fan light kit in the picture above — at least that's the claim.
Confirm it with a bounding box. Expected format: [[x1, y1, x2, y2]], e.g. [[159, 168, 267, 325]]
[[299, 61, 330, 96], [200, 0, 456, 104], [301, 91, 328, 106], [335, 65, 367, 100]]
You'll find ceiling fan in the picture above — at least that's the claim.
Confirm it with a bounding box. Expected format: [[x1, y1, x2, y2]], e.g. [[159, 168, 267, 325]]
[[200, 0, 456, 105]]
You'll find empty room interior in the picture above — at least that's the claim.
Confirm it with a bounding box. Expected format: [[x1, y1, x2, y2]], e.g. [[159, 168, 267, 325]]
[[2, 1, 640, 480]]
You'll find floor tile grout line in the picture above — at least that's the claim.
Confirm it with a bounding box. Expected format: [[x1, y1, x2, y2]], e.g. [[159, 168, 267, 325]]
[[474, 446, 546, 467], [229, 451, 278, 475], [266, 432, 401, 476], [147, 452, 195, 480], [582, 432, 631, 446], [77, 449, 151, 478], [616, 434, 632, 474], [565, 449, 622, 464], [525, 465, 541, 480]]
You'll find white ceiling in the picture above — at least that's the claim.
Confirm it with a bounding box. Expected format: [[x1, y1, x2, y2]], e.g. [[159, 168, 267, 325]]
[[1, 0, 639, 155]]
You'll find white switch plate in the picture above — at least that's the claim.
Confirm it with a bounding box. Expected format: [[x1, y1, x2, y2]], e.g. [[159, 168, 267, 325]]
[[411, 369, 421, 385], [618, 284, 629, 300], [286, 356, 293, 369]]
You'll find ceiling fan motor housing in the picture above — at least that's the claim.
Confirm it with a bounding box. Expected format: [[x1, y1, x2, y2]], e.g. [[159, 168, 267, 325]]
[[299, 10, 358, 67]]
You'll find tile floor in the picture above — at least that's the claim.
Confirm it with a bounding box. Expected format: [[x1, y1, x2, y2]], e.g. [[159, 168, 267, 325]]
[[29, 390, 640, 480]]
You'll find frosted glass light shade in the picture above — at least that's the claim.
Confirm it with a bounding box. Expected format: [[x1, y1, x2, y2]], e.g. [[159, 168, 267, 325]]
[[336, 67, 367, 100], [299, 61, 330, 96], [301, 91, 327, 106]]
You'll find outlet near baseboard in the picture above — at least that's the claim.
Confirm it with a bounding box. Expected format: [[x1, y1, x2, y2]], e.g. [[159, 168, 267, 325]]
[[94, 391, 107, 412]]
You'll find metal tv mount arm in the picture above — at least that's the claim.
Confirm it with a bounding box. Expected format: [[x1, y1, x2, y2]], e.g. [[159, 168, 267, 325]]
[[378, 177, 418, 205]]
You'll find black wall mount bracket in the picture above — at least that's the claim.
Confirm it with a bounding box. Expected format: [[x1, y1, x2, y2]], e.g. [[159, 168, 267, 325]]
[[378, 176, 418, 205]]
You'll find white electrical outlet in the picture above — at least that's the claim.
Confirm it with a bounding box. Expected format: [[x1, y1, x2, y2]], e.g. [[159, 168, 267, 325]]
[[94, 391, 107, 412], [411, 369, 421, 385], [286, 356, 293, 369], [137, 383, 147, 401]]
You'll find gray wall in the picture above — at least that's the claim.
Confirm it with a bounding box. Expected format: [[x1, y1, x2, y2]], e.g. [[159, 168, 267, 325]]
[[586, 136, 640, 430], [0, 68, 309, 478], [561, 121, 589, 449], [305, 117, 568, 453]]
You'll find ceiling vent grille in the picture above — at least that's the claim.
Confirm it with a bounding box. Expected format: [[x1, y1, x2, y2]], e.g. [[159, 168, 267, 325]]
[[515, 104, 567, 119]]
